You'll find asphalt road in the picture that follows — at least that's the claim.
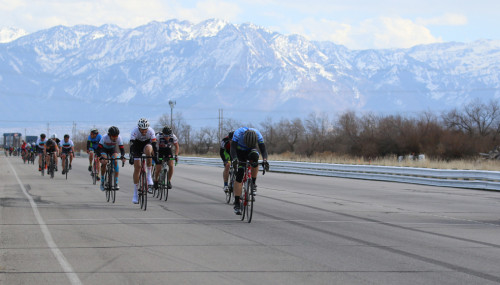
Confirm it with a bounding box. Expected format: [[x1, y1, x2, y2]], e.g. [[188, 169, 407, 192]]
[[1, 155, 500, 285]]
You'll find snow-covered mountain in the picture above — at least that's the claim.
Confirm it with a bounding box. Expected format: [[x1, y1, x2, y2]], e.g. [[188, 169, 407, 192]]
[[0, 27, 27, 43], [1, 19, 499, 131]]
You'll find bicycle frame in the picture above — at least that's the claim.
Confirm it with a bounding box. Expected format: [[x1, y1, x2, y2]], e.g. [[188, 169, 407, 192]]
[[135, 155, 155, 211]]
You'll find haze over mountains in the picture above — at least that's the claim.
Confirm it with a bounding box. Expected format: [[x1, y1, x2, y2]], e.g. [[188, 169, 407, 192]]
[[1, 19, 499, 135]]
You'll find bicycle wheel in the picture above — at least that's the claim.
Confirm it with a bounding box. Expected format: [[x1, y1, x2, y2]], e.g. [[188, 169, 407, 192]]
[[41, 158, 45, 176], [109, 163, 116, 203], [240, 183, 247, 221], [163, 169, 169, 201], [226, 168, 234, 204], [246, 180, 254, 223], [140, 170, 147, 210], [105, 166, 111, 202], [50, 158, 55, 179], [65, 156, 69, 180]]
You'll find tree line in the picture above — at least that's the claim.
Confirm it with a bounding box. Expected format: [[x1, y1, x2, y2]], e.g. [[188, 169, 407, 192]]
[[72, 99, 500, 160]]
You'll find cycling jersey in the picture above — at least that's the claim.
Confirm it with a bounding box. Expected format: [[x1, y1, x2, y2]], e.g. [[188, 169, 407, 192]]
[[97, 134, 125, 156], [87, 134, 102, 151], [36, 138, 47, 148], [130, 127, 156, 142], [232, 127, 264, 151], [156, 133, 178, 149], [60, 139, 74, 153], [219, 136, 232, 162]]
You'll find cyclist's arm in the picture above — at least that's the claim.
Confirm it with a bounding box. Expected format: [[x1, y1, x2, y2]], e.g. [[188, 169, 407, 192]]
[[230, 141, 237, 160], [86, 140, 91, 151], [258, 142, 268, 160], [96, 144, 103, 157], [173, 142, 179, 156], [119, 144, 125, 157], [129, 140, 135, 157]]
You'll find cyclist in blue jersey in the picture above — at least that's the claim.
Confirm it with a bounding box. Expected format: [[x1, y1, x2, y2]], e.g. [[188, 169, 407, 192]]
[[87, 128, 102, 180], [230, 127, 269, 215]]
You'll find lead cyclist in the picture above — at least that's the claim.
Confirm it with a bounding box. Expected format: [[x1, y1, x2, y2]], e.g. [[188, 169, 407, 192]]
[[230, 127, 269, 215]]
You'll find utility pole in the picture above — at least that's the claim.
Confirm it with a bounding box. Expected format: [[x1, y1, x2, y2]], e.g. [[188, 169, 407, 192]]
[[169, 100, 176, 129], [47, 123, 50, 137], [72, 122, 76, 139]]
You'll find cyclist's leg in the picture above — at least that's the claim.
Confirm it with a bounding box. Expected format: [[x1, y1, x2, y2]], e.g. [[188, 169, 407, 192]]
[[61, 153, 66, 172], [69, 151, 73, 166], [112, 152, 120, 188], [144, 144, 154, 185]]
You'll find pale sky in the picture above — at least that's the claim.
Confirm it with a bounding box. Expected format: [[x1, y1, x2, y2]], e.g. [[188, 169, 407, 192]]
[[0, 0, 499, 49]]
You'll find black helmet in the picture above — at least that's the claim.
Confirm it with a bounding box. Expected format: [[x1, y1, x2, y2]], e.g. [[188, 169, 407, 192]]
[[40, 133, 46, 139], [162, 126, 172, 135], [228, 131, 234, 139], [244, 130, 257, 147], [108, 126, 120, 136], [64, 134, 69, 139]]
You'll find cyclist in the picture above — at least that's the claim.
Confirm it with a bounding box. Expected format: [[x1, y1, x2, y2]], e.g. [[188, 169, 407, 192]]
[[153, 126, 179, 190], [60, 134, 75, 174], [129, 118, 157, 204], [87, 128, 102, 180], [36, 133, 47, 171], [219, 131, 234, 193], [96, 126, 126, 191], [44, 135, 60, 172], [21, 140, 27, 160], [230, 127, 269, 215]]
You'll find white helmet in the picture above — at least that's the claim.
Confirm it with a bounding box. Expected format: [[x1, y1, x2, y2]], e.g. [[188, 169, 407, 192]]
[[51, 134, 57, 139], [137, 118, 150, 129]]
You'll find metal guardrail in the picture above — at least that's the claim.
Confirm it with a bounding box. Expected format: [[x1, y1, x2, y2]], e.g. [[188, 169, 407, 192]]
[[179, 156, 500, 191]]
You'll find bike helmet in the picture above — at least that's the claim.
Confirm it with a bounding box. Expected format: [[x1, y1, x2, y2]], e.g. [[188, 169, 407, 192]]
[[64, 134, 69, 139], [90, 128, 98, 134], [243, 130, 258, 147], [40, 133, 46, 139], [108, 126, 120, 136], [162, 126, 172, 135], [51, 134, 57, 139], [137, 118, 150, 129], [228, 131, 234, 139]]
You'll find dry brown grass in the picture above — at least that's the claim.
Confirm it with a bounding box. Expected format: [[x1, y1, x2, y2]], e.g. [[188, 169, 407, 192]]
[[267, 152, 500, 171]]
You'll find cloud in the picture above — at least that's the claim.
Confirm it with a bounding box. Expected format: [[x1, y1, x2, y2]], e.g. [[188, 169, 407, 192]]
[[176, 0, 242, 23], [416, 13, 468, 26], [287, 16, 442, 49]]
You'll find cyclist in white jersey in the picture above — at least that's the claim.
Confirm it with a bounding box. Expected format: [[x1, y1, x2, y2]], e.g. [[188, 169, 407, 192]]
[[129, 118, 157, 204], [59, 134, 75, 174], [36, 133, 47, 171]]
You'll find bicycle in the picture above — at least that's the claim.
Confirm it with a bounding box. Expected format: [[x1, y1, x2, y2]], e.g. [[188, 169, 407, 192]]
[[62, 151, 72, 180], [135, 154, 155, 210], [101, 156, 125, 203], [89, 151, 100, 185], [29, 151, 36, 164], [40, 152, 46, 176], [225, 161, 235, 204], [239, 161, 268, 223], [155, 157, 176, 201], [46, 151, 56, 179]]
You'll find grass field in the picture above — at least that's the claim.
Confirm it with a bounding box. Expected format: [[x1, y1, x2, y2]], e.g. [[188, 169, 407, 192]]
[[266, 152, 500, 171]]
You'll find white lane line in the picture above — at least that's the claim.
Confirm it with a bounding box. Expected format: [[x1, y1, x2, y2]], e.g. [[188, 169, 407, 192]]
[[7, 158, 82, 285]]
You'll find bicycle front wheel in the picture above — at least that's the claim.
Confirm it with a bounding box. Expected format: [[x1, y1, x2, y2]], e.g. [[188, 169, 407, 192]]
[[246, 180, 254, 223], [140, 172, 147, 210]]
